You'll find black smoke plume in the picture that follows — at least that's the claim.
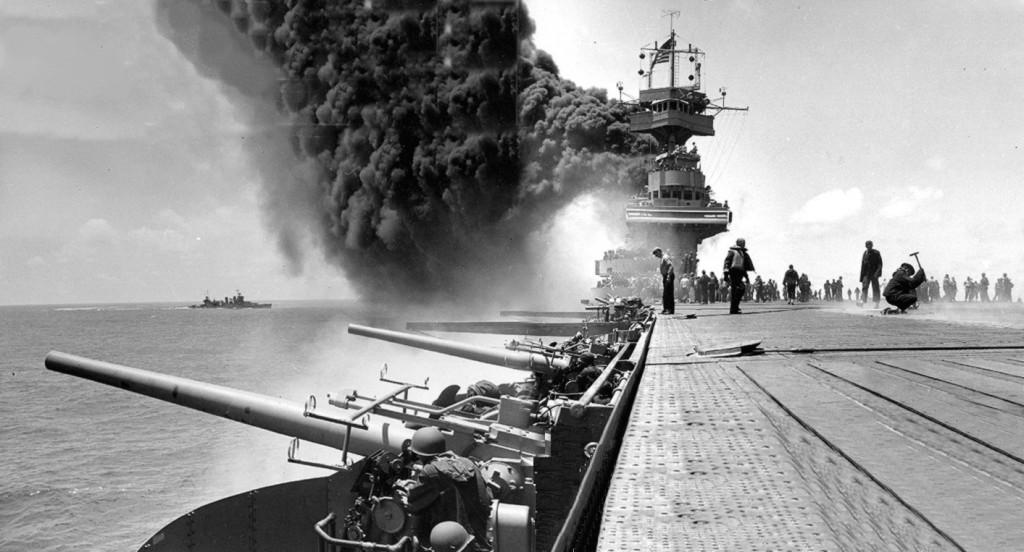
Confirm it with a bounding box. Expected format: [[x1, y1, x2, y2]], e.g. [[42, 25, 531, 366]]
[[160, 0, 653, 304]]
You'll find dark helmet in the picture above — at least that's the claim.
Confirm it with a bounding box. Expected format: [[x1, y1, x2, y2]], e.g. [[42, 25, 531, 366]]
[[467, 380, 499, 398], [900, 262, 915, 275], [736, 238, 746, 247], [865, 240, 873, 248], [430, 521, 473, 552], [652, 247, 662, 256], [409, 427, 447, 457]]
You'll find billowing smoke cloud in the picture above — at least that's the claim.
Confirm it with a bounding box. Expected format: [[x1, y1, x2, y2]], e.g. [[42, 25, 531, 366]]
[[158, 0, 653, 304]]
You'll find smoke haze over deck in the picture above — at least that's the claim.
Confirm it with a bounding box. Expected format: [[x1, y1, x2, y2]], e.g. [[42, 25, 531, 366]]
[[1, 1, 1024, 306]]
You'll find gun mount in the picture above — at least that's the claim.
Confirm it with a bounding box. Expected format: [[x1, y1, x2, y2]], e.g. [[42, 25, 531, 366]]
[[44, 351, 415, 457], [44, 313, 653, 552], [347, 323, 649, 408], [44, 350, 539, 550], [348, 324, 572, 373], [43, 351, 549, 462]]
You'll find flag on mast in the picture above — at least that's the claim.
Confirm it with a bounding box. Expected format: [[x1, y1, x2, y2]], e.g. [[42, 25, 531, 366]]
[[649, 36, 676, 69]]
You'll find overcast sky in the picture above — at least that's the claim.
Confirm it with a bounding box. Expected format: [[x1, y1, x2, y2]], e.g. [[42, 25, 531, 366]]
[[2, 1, 1023, 305], [0, 1, 349, 305]]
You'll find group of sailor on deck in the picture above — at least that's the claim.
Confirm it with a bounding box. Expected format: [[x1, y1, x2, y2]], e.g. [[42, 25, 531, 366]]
[[651, 239, 1017, 315]]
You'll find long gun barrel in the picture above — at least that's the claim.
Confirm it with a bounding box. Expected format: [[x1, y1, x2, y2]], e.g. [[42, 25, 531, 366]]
[[347, 324, 571, 374], [44, 351, 413, 455]]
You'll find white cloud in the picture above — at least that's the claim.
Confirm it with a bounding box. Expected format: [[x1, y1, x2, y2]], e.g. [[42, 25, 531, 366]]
[[925, 156, 947, 171], [0, 98, 149, 141], [790, 188, 863, 224], [127, 226, 193, 255], [0, 2, 104, 19], [0, 4, 250, 143], [77, 218, 118, 243], [880, 186, 945, 219], [55, 218, 120, 263], [154, 208, 189, 229]]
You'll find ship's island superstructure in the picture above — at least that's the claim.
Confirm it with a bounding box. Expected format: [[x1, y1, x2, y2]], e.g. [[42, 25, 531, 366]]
[[595, 23, 745, 298]]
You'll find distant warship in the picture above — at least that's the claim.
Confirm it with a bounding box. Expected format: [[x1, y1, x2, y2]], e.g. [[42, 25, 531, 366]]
[[189, 290, 271, 309]]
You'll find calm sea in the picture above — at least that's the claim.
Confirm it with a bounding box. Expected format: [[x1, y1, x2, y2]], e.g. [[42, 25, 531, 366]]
[[0, 302, 515, 552]]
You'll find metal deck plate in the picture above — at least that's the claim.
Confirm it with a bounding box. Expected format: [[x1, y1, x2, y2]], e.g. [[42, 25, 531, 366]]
[[598, 305, 1024, 551], [600, 362, 837, 551]]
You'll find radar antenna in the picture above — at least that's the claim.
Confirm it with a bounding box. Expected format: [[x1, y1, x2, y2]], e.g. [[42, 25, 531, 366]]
[[662, 9, 680, 34]]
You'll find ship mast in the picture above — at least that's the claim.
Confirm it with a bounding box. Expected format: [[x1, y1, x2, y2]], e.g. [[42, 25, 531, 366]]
[[665, 10, 678, 91], [592, 14, 748, 297]]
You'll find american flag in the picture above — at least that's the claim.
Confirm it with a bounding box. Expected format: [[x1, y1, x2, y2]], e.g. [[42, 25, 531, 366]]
[[649, 36, 676, 69]]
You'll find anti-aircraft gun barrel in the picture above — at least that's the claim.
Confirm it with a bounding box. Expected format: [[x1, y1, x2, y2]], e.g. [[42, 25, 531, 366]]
[[347, 324, 572, 374], [44, 351, 413, 455]]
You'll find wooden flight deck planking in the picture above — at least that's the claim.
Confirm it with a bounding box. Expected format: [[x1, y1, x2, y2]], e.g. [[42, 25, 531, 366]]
[[598, 303, 1024, 551]]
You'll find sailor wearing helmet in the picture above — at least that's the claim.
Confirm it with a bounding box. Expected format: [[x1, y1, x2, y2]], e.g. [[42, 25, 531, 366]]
[[405, 427, 492, 550]]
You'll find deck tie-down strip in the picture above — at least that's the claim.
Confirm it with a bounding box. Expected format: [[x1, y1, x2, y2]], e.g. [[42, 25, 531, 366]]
[[595, 315, 1024, 550], [597, 363, 836, 551], [644, 344, 1024, 365]]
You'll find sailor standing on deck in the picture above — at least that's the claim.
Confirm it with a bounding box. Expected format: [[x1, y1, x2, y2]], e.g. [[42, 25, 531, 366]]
[[652, 248, 675, 314], [723, 238, 755, 315], [698, 270, 710, 304], [860, 240, 883, 308], [783, 265, 799, 305]]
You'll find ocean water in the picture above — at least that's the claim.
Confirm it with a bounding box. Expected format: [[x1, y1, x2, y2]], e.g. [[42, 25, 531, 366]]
[[8, 300, 1023, 551], [0, 302, 518, 552]]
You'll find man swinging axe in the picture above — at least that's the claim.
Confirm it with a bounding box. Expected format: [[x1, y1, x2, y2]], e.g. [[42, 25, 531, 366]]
[[882, 251, 926, 314]]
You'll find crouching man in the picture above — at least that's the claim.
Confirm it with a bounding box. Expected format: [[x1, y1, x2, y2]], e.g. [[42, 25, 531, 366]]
[[882, 262, 926, 314]]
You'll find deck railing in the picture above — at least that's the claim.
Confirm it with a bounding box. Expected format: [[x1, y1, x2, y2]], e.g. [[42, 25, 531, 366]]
[[548, 322, 655, 552]]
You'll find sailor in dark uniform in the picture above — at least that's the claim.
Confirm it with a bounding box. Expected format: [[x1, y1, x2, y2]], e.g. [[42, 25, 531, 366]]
[[652, 248, 675, 314], [783, 265, 799, 305], [406, 427, 492, 550], [723, 238, 754, 314], [860, 240, 883, 308], [698, 270, 710, 304], [883, 263, 926, 313]]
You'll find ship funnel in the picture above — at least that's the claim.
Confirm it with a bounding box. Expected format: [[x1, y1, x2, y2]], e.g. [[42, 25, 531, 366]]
[[44, 351, 413, 456], [347, 324, 571, 374]]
